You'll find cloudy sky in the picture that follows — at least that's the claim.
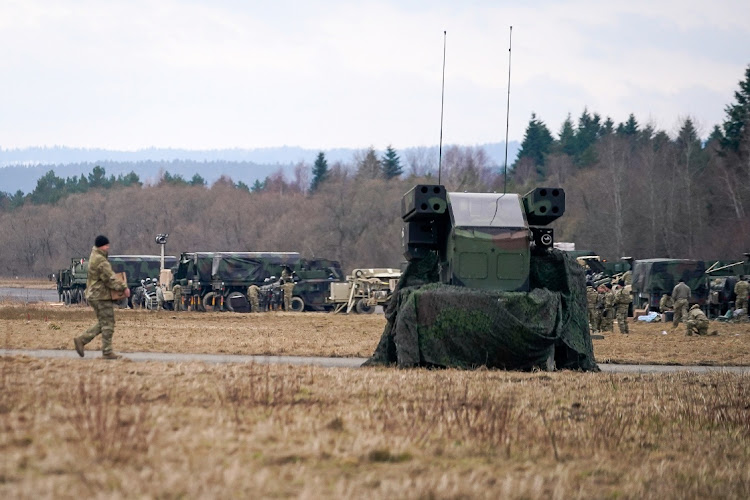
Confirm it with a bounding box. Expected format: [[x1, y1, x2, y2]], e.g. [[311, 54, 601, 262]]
[[1, 0, 748, 151]]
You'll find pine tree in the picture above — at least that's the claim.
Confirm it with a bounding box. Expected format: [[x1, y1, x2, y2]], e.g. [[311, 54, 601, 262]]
[[310, 152, 329, 192], [189, 173, 206, 186], [357, 147, 382, 179], [575, 109, 601, 167], [616, 114, 639, 136], [513, 113, 554, 177], [556, 115, 577, 157], [380, 145, 403, 179], [720, 65, 750, 153]]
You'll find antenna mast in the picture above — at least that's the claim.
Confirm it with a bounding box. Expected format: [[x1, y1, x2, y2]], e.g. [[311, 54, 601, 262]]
[[503, 26, 513, 194], [439, 30, 447, 185]]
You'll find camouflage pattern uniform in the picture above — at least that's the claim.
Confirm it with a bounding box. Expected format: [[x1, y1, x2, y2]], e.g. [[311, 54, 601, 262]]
[[622, 270, 632, 286], [247, 284, 260, 312], [173, 284, 182, 312], [281, 267, 295, 311], [586, 285, 599, 332], [77, 246, 127, 356], [601, 286, 615, 332], [614, 286, 632, 334], [734, 278, 749, 318], [671, 281, 691, 327], [686, 304, 709, 336], [659, 294, 673, 313]]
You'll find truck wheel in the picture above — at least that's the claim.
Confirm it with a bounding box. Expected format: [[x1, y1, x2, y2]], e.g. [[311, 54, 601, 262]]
[[226, 292, 249, 313], [64, 290, 71, 306], [355, 299, 374, 314], [77, 289, 86, 305], [202, 292, 220, 311], [290, 296, 305, 312]]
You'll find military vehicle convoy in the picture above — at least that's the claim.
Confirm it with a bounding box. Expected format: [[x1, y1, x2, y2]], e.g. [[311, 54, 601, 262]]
[[366, 185, 597, 371]]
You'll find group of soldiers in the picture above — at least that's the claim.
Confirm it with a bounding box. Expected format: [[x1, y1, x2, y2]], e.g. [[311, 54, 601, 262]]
[[246, 266, 297, 312], [586, 277, 633, 334], [588, 273, 750, 337]]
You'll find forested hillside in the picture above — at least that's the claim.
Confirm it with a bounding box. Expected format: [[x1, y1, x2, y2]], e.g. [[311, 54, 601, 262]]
[[1, 65, 748, 277]]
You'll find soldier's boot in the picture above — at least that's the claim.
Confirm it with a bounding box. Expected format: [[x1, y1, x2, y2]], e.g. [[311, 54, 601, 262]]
[[102, 352, 123, 360], [73, 337, 85, 357]]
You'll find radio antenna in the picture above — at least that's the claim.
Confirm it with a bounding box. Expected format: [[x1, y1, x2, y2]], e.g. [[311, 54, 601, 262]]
[[438, 30, 447, 185], [503, 26, 513, 194]]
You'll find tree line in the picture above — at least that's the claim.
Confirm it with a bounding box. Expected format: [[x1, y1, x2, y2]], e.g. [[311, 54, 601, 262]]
[[1, 65, 748, 277]]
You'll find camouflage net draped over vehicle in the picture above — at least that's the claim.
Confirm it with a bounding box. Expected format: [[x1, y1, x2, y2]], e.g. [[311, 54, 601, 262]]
[[365, 249, 598, 371]]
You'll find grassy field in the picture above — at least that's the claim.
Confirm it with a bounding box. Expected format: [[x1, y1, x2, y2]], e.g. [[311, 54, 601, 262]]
[[2, 303, 750, 365], [1, 357, 749, 498], [2, 302, 750, 498]]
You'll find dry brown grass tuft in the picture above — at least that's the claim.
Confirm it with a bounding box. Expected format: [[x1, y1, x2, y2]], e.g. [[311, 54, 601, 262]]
[[2, 357, 749, 498]]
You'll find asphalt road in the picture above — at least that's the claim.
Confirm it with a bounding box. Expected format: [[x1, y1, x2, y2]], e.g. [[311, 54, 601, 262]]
[[0, 287, 59, 303], [3, 349, 750, 374]]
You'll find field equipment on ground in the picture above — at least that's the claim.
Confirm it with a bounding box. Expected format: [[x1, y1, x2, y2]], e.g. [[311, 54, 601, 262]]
[[328, 268, 401, 314]]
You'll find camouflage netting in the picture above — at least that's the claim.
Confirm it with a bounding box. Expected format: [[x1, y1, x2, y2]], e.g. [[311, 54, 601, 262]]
[[365, 249, 598, 371]]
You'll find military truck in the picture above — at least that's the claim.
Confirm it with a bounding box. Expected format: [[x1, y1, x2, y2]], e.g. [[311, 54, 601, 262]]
[[56, 255, 178, 307], [56, 258, 89, 305], [630, 259, 708, 311], [172, 252, 343, 312], [109, 255, 178, 308], [367, 185, 597, 371]]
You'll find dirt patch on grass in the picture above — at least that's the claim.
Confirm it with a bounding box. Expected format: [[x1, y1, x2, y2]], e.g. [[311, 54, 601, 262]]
[[1, 357, 749, 498]]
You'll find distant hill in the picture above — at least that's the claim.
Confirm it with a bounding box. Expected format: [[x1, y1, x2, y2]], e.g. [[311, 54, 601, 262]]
[[0, 143, 519, 193]]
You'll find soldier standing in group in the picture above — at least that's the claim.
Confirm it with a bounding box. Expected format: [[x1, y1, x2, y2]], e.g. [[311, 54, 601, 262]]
[[734, 276, 749, 320], [686, 304, 711, 336], [600, 283, 615, 332], [586, 281, 599, 332], [73, 235, 130, 360], [280, 265, 295, 311], [247, 284, 260, 312], [173, 283, 182, 312], [614, 279, 632, 334], [671, 279, 691, 327]]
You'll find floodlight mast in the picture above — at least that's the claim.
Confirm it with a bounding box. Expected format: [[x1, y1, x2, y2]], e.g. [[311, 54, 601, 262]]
[[155, 234, 169, 271]]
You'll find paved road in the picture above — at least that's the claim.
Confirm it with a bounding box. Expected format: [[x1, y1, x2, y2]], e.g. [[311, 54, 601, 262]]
[[0, 287, 58, 303], [3, 349, 749, 374]]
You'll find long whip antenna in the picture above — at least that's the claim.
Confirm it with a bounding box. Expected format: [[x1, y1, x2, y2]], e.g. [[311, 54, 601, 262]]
[[438, 30, 447, 185], [503, 26, 513, 194]]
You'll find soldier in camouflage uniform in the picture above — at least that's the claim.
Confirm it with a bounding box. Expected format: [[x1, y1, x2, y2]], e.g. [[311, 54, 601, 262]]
[[173, 284, 182, 312], [600, 283, 615, 332], [247, 284, 260, 312], [280, 266, 295, 311], [734, 276, 749, 319], [73, 235, 129, 360], [586, 281, 599, 332], [671, 279, 691, 327], [659, 293, 673, 313], [686, 304, 710, 336], [614, 279, 632, 334]]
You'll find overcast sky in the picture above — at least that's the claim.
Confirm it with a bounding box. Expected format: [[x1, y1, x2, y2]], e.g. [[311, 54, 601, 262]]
[[1, 0, 748, 151]]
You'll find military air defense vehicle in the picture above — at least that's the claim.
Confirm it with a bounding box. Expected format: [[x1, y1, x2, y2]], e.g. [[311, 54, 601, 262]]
[[366, 185, 597, 371]]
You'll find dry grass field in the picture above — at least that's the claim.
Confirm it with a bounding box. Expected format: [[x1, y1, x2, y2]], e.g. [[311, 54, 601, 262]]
[[2, 299, 750, 498], [1, 302, 749, 365], [2, 356, 749, 498]]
